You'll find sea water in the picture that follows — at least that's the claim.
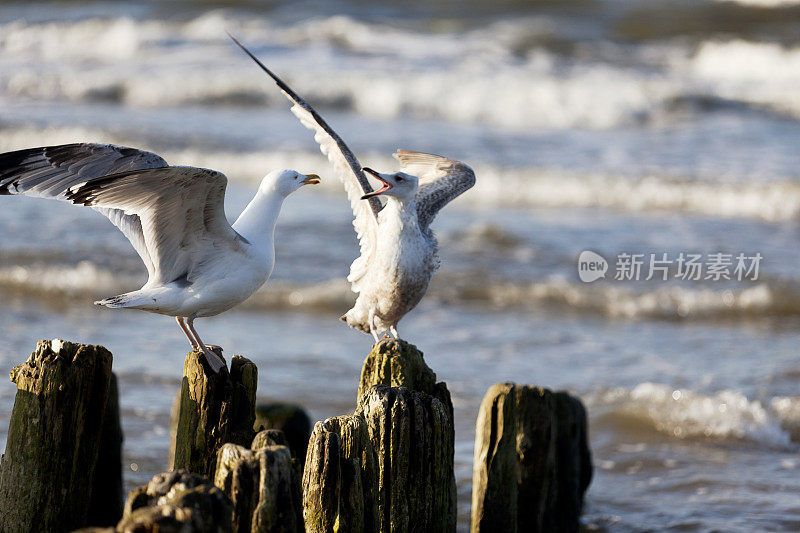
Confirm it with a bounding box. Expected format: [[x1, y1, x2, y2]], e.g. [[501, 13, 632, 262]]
[[2, 1, 800, 530]]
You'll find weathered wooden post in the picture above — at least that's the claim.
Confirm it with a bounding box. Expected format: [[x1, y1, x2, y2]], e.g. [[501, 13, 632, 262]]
[[301, 338, 456, 533], [470, 383, 593, 533], [356, 338, 456, 532], [172, 348, 258, 478], [117, 469, 232, 532], [357, 385, 456, 533], [302, 414, 378, 533], [0, 339, 122, 532], [214, 435, 303, 532]]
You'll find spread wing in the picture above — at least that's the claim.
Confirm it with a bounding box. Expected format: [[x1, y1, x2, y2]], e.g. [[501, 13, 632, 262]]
[[0, 143, 168, 275], [394, 149, 476, 232], [229, 36, 381, 291], [64, 167, 241, 285], [0, 143, 241, 284]]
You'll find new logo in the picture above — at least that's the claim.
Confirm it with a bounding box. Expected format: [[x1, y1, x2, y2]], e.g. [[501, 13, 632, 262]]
[[578, 251, 608, 283]]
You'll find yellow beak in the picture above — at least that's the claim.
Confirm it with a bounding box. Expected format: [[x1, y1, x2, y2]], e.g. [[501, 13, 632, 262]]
[[301, 174, 321, 185]]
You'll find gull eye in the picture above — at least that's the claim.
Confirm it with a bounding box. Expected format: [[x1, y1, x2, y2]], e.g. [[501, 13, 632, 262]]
[[396, 176, 404, 182]]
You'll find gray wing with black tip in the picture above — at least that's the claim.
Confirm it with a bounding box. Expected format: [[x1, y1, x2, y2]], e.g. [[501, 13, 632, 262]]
[[0, 143, 170, 276]]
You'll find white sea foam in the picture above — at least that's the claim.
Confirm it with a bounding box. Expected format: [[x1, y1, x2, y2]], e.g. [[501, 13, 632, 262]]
[[3, 12, 800, 132], [683, 40, 800, 119], [594, 383, 794, 449], [0, 260, 138, 297]]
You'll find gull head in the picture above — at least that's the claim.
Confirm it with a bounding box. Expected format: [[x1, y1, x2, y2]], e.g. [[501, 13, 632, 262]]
[[360, 168, 418, 202], [260, 169, 320, 198]]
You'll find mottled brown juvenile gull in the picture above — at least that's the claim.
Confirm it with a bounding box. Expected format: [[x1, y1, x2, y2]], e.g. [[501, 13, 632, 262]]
[[0, 143, 320, 371], [231, 36, 476, 342]]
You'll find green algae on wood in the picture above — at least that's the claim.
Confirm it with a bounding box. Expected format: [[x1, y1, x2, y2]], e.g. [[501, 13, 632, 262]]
[[0, 339, 122, 532], [357, 338, 437, 401]]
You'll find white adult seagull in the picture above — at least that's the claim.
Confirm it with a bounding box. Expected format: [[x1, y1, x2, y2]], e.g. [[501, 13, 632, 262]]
[[231, 37, 476, 343], [0, 143, 320, 372]]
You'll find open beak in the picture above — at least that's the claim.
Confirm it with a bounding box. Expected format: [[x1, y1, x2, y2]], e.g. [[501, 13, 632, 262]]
[[361, 168, 392, 200], [301, 174, 321, 185]]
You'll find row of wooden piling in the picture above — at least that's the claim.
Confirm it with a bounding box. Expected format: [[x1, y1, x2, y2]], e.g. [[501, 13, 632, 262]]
[[0, 337, 592, 532]]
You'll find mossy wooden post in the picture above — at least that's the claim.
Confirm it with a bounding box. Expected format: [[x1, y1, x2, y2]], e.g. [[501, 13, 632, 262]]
[[302, 414, 378, 533], [172, 348, 258, 478], [470, 383, 593, 533], [0, 339, 122, 532], [357, 386, 456, 533], [214, 439, 302, 532], [352, 337, 456, 533], [254, 444, 303, 532]]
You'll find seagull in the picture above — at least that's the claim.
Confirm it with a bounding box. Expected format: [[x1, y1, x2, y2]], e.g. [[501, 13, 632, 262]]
[[231, 37, 476, 343], [0, 143, 320, 372]]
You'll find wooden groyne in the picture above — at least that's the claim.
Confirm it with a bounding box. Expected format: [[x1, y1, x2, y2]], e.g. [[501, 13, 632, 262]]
[[0, 338, 592, 532]]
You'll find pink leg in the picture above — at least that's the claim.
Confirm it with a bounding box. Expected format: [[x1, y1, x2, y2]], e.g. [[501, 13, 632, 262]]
[[186, 316, 226, 373], [368, 310, 380, 344], [176, 316, 199, 349]]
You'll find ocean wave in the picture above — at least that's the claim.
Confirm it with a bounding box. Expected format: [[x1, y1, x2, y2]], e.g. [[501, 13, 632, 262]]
[[3, 10, 800, 130], [2, 251, 800, 321], [769, 396, 800, 443], [0, 13, 680, 130], [0, 260, 141, 299], [591, 383, 794, 449], [683, 40, 800, 120], [434, 276, 800, 320], [472, 167, 800, 222]]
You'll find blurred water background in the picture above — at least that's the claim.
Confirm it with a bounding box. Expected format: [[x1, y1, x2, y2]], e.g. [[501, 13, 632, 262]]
[[2, 0, 800, 530]]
